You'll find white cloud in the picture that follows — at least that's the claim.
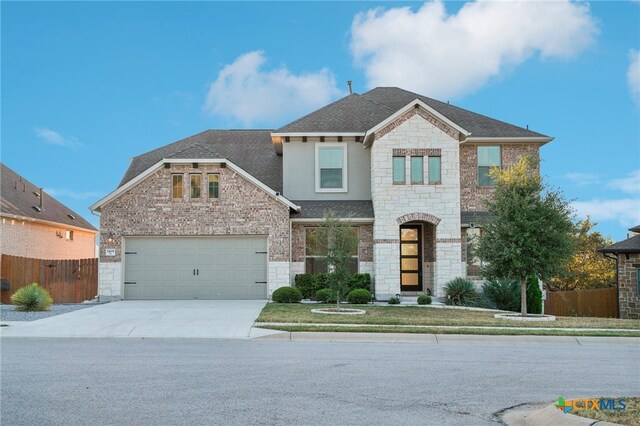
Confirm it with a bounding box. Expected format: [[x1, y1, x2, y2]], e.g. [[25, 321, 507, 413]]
[[572, 199, 640, 228], [35, 128, 82, 148], [628, 49, 640, 101], [44, 188, 104, 200], [608, 169, 640, 194], [204, 51, 343, 126], [350, 1, 598, 98], [563, 172, 602, 187]]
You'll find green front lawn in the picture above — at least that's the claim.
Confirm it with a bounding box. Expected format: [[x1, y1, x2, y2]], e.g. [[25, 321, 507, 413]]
[[257, 303, 640, 330], [570, 397, 640, 426]]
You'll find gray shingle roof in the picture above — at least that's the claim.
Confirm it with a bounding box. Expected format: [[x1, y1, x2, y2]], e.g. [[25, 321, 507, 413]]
[[1, 163, 97, 231], [598, 235, 640, 254], [276, 87, 549, 138], [290, 201, 374, 219], [119, 130, 282, 193]]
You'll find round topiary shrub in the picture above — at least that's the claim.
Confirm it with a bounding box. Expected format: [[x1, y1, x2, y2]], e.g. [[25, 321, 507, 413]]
[[387, 296, 401, 305], [272, 286, 303, 303], [10, 283, 53, 312], [315, 288, 337, 303], [417, 294, 432, 305], [347, 288, 371, 304]]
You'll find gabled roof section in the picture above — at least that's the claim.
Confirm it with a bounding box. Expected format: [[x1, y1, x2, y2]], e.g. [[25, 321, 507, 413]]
[[274, 93, 395, 134], [0, 163, 97, 231], [119, 130, 282, 192], [275, 87, 550, 139], [598, 234, 640, 254]]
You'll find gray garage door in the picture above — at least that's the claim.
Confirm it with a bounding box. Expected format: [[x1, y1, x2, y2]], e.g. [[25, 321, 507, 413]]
[[124, 237, 267, 300]]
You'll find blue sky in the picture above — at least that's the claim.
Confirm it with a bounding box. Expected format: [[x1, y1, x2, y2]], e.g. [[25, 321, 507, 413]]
[[2, 1, 639, 240]]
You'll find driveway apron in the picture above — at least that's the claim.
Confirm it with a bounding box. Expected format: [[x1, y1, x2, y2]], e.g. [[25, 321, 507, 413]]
[[0, 300, 270, 339]]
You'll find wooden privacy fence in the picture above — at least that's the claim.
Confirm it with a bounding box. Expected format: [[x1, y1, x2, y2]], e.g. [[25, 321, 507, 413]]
[[1, 255, 98, 304], [544, 287, 618, 318]]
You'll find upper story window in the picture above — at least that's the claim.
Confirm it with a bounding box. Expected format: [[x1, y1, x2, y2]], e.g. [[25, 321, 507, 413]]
[[393, 156, 405, 184], [411, 156, 423, 184], [190, 174, 201, 199], [65, 230, 74, 241], [208, 174, 219, 199], [172, 174, 183, 199], [428, 156, 441, 184], [315, 143, 347, 192], [478, 146, 501, 186]]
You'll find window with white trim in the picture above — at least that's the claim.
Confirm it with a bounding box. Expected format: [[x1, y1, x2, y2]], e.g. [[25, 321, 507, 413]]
[[315, 143, 347, 192], [478, 146, 501, 186]]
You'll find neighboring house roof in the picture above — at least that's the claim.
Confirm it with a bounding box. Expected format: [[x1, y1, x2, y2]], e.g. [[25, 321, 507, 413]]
[[629, 225, 640, 233], [290, 200, 374, 219], [119, 130, 283, 192], [275, 87, 549, 139], [598, 235, 640, 254], [0, 163, 97, 231]]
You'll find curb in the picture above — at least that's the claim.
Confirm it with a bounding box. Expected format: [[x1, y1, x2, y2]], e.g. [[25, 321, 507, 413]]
[[251, 329, 640, 344], [501, 403, 622, 426]]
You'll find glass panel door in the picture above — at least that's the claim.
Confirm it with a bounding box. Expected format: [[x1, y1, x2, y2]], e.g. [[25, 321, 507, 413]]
[[399, 224, 422, 291]]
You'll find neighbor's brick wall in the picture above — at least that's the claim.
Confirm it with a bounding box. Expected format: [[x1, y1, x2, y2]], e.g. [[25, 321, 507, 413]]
[[291, 223, 374, 264], [99, 163, 290, 262], [460, 144, 540, 211], [617, 253, 640, 319], [0, 217, 96, 260]]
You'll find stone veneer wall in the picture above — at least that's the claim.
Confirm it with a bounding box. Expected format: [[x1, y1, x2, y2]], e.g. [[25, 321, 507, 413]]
[[617, 253, 640, 319], [459, 143, 540, 211], [289, 223, 374, 283], [371, 110, 465, 299], [0, 217, 96, 259], [98, 163, 291, 300]]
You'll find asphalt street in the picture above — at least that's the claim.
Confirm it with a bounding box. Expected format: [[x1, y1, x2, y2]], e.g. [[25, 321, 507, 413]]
[[1, 337, 638, 425]]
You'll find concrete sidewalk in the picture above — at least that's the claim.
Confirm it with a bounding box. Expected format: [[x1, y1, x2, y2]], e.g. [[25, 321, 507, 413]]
[[0, 300, 282, 339]]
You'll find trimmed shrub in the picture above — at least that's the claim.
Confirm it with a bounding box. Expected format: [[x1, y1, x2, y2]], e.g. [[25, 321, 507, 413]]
[[315, 288, 337, 304], [444, 278, 480, 307], [387, 296, 401, 305], [482, 279, 520, 312], [417, 294, 432, 305], [272, 286, 302, 303], [10, 283, 53, 312], [349, 273, 371, 291], [294, 274, 323, 299], [347, 288, 371, 304], [526, 275, 543, 314]]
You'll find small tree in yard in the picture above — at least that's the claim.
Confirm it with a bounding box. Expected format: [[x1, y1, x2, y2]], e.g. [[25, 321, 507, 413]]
[[313, 210, 359, 310], [476, 156, 575, 316]]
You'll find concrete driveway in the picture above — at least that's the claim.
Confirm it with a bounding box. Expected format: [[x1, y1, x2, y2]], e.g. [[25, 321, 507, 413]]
[[0, 300, 280, 339]]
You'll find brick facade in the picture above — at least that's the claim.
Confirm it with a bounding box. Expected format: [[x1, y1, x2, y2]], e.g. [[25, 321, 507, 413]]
[[98, 163, 291, 299], [617, 253, 640, 319], [459, 143, 540, 211], [0, 216, 96, 260]]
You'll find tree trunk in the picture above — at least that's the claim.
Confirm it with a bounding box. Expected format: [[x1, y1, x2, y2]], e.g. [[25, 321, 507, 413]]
[[521, 278, 527, 316], [336, 291, 340, 311]]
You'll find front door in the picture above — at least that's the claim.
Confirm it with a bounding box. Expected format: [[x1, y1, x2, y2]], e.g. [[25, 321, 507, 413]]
[[400, 225, 422, 291]]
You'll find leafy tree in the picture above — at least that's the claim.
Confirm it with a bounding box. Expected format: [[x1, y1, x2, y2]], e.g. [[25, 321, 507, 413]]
[[550, 217, 616, 290], [476, 156, 575, 315], [311, 211, 359, 310]]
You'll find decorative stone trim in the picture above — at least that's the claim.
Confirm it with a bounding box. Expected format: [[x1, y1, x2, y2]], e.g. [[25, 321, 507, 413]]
[[392, 148, 441, 157], [375, 106, 459, 141], [396, 212, 441, 226], [374, 239, 399, 244], [436, 238, 462, 243]]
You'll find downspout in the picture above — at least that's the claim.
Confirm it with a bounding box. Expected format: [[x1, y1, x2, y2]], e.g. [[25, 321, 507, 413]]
[[603, 252, 619, 318]]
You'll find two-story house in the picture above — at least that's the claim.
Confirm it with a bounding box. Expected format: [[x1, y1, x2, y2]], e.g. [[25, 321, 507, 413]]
[[91, 87, 552, 301]]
